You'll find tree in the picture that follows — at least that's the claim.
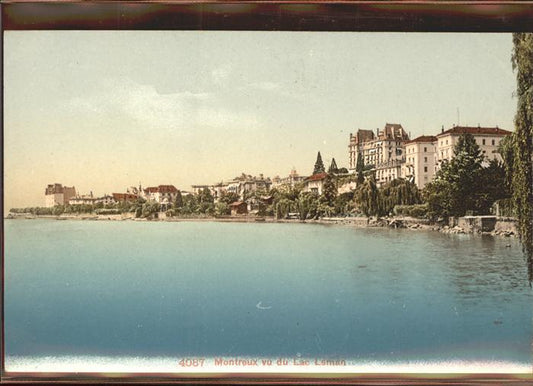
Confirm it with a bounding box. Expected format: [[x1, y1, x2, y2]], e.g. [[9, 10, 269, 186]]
[[198, 187, 214, 204], [320, 173, 337, 209], [379, 179, 421, 216], [173, 191, 183, 209], [328, 158, 339, 174], [313, 151, 325, 175], [423, 133, 484, 217], [335, 191, 355, 216], [356, 152, 365, 185], [499, 135, 515, 189], [215, 202, 230, 216], [511, 33, 533, 281], [218, 191, 240, 205], [275, 198, 292, 219], [476, 159, 510, 214], [181, 194, 198, 215], [424, 178, 454, 220], [355, 176, 380, 217]]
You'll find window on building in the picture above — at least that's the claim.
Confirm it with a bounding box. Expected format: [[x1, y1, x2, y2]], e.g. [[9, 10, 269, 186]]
[[446, 140, 448, 145], [424, 157, 427, 163], [424, 166, 428, 172], [482, 139, 486, 145], [424, 147, 427, 152], [492, 139, 495, 146]]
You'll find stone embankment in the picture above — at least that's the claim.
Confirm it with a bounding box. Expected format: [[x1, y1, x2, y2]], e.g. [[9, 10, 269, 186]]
[[6, 212, 518, 237]]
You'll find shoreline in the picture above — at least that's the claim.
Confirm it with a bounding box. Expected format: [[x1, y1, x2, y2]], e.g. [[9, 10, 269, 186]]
[[5, 212, 518, 237]]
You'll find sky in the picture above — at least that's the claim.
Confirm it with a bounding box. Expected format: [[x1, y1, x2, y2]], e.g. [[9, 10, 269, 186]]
[[4, 31, 517, 210]]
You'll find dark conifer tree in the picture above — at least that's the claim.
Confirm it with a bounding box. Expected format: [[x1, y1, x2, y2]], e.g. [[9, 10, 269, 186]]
[[313, 151, 326, 175], [328, 158, 339, 174], [356, 152, 365, 185]]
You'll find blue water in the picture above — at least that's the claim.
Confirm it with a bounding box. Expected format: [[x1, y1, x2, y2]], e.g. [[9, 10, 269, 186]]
[[4, 220, 532, 365]]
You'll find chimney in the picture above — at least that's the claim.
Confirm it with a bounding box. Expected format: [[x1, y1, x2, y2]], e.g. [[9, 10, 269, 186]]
[[441, 125, 444, 133]]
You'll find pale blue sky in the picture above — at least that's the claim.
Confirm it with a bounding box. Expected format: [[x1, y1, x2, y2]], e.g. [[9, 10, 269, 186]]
[[4, 31, 516, 209]]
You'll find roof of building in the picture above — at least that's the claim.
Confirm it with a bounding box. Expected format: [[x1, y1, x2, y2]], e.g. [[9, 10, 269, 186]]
[[158, 185, 178, 193], [112, 193, 138, 200], [306, 172, 328, 182], [350, 129, 375, 145], [378, 123, 410, 141], [437, 126, 512, 137], [405, 135, 438, 144]]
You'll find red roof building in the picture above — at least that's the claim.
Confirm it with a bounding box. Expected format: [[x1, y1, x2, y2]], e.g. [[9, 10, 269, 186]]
[[435, 125, 511, 165]]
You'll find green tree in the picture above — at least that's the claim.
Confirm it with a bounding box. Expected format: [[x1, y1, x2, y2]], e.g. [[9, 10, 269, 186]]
[[173, 191, 183, 209], [218, 191, 240, 205], [313, 151, 325, 175], [499, 135, 515, 189], [424, 178, 453, 220], [181, 194, 198, 215], [328, 158, 339, 174], [215, 202, 230, 216], [379, 178, 421, 216], [355, 176, 380, 217], [142, 201, 160, 219], [198, 188, 214, 205], [320, 174, 337, 214], [335, 191, 355, 216], [476, 159, 510, 213], [356, 152, 365, 185], [511, 33, 533, 280], [423, 133, 484, 217], [52, 205, 65, 216], [275, 198, 293, 219]]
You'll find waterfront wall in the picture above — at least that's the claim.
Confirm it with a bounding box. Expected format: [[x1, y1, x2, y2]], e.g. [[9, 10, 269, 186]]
[[449, 216, 517, 234]]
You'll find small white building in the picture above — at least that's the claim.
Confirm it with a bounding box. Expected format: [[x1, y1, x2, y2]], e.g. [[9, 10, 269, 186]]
[[304, 172, 328, 195]]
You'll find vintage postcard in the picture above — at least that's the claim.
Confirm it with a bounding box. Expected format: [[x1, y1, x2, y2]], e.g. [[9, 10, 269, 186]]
[[2, 2, 533, 383]]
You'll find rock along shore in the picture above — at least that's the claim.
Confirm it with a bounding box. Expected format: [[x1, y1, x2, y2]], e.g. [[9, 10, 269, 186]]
[[5, 212, 517, 237]]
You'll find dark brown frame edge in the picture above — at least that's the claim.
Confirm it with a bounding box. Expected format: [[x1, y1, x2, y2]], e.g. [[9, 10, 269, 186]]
[[2, 1, 533, 384], [1, 1, 533, 32]]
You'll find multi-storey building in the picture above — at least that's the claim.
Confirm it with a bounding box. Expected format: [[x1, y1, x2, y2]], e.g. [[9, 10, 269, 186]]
[[142, 185, 180, 206], [435, 125, 511, 167], [272, 169, 307, 189], [348, 129, 375, 171], [69, 194, 117, 206], [348, 123, 511, 190], [222, 173, 272, 200], [45, 183, 76, 207], [403, 135, 438, 189], [348, 123, 410, 186]]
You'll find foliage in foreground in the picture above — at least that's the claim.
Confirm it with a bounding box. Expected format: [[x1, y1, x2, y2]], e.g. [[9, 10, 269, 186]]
[[511, 33, 533, 281]]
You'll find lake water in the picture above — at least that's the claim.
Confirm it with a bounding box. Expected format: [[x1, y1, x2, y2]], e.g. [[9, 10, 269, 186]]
[[4, 219, 533, 373]]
